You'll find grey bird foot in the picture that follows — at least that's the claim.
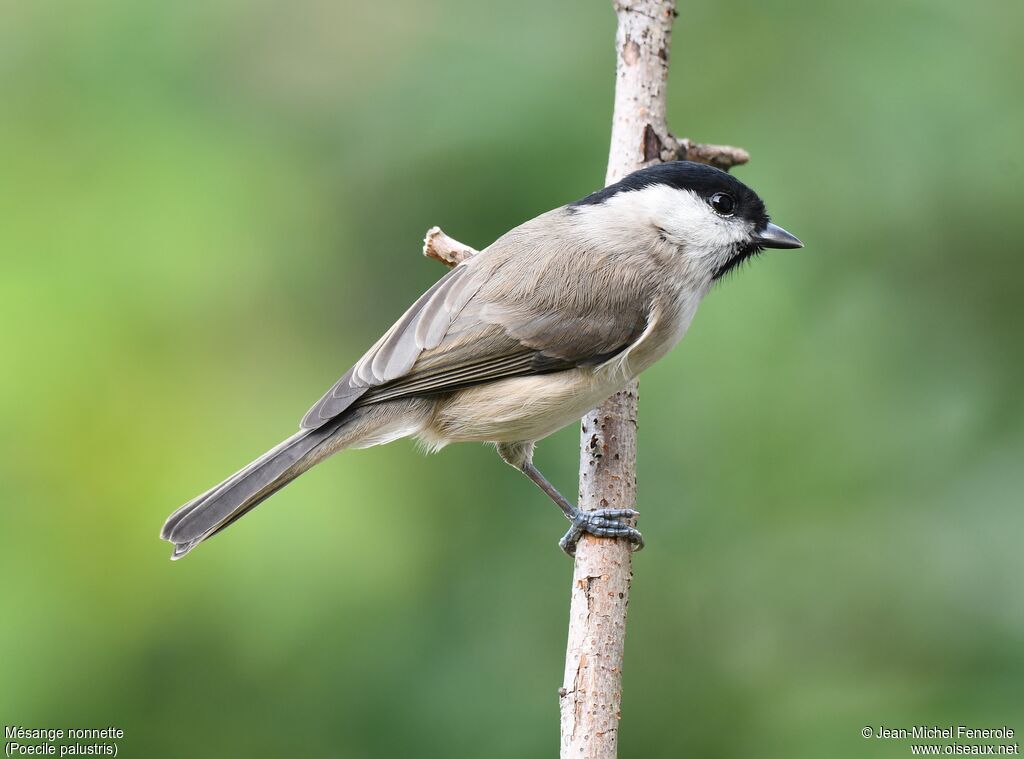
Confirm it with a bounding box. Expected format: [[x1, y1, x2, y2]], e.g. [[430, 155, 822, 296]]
[[559, 508, 644, 557]]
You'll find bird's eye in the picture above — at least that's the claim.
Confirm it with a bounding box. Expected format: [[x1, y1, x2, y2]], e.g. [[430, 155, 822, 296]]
[[710, 192, 735, 216]]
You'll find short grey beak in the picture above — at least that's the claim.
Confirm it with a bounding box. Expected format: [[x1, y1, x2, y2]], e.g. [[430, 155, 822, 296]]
[[756, 222, 803, 249]]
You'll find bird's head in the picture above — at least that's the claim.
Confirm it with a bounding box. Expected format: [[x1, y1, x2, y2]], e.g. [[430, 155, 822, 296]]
[[570, 160, 802, 283]]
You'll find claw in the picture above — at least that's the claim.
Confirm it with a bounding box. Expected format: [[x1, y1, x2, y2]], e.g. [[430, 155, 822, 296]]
[[559, 507, 644, 557]]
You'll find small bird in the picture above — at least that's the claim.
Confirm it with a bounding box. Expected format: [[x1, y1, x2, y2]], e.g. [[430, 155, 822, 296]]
[[161, 161, 802, 560]]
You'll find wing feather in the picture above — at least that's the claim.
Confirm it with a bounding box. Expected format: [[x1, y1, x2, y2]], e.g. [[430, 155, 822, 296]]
[[300, 209, 653, 431], [301, 265, 473, 428]]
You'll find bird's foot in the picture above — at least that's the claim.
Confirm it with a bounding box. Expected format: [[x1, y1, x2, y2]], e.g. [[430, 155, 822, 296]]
[[559, 508, 643, 557]]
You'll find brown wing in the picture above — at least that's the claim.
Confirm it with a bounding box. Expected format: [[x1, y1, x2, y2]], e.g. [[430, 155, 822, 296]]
[[300, 210, 653, 430]]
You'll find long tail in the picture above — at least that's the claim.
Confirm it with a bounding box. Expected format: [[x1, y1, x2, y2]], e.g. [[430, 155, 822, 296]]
[[161, 419, 345, 560]]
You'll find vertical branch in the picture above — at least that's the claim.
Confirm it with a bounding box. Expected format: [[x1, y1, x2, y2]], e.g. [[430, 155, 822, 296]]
[[419, 7, 748, 754], [559, 2, 676, 757]]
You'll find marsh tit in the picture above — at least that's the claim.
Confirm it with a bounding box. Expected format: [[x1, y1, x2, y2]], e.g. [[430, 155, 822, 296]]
[[161, 161, 802, 559]]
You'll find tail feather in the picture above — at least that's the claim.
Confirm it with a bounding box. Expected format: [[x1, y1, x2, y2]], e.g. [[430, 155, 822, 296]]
[[161, 424, 337, 560], [161, 401, 428, 560]]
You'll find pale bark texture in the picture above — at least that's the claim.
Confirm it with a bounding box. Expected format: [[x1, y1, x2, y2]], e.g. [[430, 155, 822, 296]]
[[421, 4, 749, 753], [422, 226, 476, 268], [557, 3, 677, 757]]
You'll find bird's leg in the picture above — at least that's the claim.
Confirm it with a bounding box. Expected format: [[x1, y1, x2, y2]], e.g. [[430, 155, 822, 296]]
[[522, 460, 644, 556], [496, 442, 644, 557]]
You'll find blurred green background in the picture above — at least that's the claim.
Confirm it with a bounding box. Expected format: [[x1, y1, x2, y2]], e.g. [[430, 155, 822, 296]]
[[2, 0, 1021, 756]]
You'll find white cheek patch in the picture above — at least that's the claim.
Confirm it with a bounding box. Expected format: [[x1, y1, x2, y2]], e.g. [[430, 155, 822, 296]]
[[642, 186, 752, 254], [570, 183, 757, 283], [581, 185, 753, 270]]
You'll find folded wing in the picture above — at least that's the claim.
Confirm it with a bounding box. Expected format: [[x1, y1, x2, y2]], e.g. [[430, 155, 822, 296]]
[[301, 216, 652, 430]]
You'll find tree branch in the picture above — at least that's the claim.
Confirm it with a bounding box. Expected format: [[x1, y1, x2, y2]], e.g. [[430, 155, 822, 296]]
[[422, 226, 476, 268], [665, 136, 749, 170], [560, 2, 676, 756], [421, 4, 746, 754]]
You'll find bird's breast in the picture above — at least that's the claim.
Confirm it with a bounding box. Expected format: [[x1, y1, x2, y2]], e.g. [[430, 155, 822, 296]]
[[619, 286, 704, 376], [419, 368, 625, 447], [418, 288, 706, 449]]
